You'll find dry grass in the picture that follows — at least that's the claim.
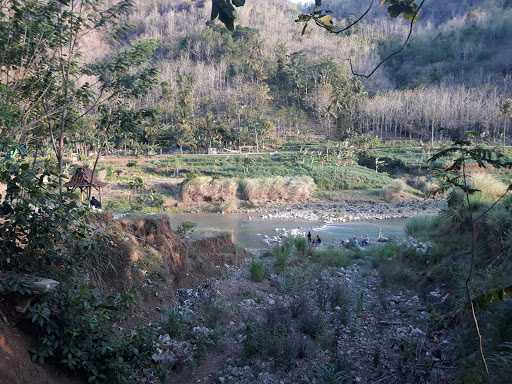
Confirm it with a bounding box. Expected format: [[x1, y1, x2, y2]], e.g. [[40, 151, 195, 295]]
[[181, 177, 238, 204], [242, 176, 316, 203], [382, 179, 406, 202], [117, 215, 244, 288], [469, 173, 508, 201], [407, 176, 440, 197]]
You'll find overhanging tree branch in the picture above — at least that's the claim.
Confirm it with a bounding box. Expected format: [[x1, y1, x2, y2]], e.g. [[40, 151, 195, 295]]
[[313, 0, 375, 34], [349, 0, 427, 78], [295, 0, 427, 79]]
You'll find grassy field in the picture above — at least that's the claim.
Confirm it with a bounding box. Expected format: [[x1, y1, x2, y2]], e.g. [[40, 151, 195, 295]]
[[143, 153, 393, 190], [95, 152, 398, 213], [95, 142, 512, 213]]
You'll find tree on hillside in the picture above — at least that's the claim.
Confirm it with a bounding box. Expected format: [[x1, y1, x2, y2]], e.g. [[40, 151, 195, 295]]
[[501, 98, 512, 144], [0, 0, 158, 194]]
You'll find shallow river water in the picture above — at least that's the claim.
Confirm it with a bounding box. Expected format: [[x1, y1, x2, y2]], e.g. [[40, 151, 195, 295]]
[[168, 213, 406, 251]]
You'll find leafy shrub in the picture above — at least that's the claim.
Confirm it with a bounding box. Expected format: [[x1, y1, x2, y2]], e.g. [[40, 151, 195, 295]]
[[161, 307, 187, 339], [378, 260, 416, 288], [274, 241, 292, 272], [310, 361, 351, 384], [127, 176, 145, 192], [312, 248, 353, 268], [191, 326, 218, 358], [242, 306, 314, 367], [293, 236, 308, 255], [296, 303, 325, 339], [144, 191, 165, 209], [197, 300, 229, 330], [280, 264, 322, 293], [0, 274, 33, 296], [0, 148, 87, 276], [350, 134, 382, 149], [29, 286, 155, 384], [331, 282, 353, 326], [127, 160, 138, 167], [176, 221, 196, 236], [249, 259, 265, 282]]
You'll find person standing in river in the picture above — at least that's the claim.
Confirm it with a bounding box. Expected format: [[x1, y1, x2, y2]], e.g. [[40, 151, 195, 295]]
[[307, 231, 312, 245]]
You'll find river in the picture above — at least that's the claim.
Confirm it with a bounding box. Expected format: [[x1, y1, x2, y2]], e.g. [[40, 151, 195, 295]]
[[168, 213, 406, 252]]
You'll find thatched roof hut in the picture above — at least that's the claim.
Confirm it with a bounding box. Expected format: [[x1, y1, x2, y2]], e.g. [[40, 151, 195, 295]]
[[66, 167, 107, 202]]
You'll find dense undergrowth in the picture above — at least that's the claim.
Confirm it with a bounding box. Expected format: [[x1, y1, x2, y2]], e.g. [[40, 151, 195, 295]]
[[376, 194, 512, 383], [0, 148, 243, 383]]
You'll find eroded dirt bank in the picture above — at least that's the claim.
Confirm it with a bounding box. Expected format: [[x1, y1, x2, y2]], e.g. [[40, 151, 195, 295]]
[[0, 215, 245, 384]]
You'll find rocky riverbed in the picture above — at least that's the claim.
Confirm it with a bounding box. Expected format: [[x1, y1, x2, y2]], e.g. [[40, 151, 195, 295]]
[[241, 199, 444, 224], [148, 242, 456, 384]]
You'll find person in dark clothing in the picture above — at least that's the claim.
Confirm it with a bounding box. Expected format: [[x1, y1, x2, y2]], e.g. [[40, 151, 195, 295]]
[[0, 201, 13, 216], [307, 231, 312, 245], [90, 196, 102, 210], [315, 235, 321, 245]]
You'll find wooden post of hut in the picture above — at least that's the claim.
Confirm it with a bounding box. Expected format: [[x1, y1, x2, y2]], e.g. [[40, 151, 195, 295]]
[[65, 168, 107, 204]]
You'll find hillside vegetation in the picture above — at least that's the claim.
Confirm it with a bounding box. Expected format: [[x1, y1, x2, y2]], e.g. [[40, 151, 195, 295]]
[[11, 0, 507, 157], [117, 0, 512, 149]]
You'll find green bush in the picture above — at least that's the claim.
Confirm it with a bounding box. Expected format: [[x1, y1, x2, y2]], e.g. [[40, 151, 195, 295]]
[[242, 306, 314, 367], [378, 260, 417, 288], [29, 286, 155, 384], [280, 264, 322, 293], [197, 300, 229, 330], [297, 306, 325, 339], [310, 361, 351, 384], [144, 191, 165, 209], [161, 307, 187, 339], [105, 165, 114, 179], [365, 243, 401, 267], [0, 148, 87, 276], [249, 259, 265, 282], [405, 215, 439, 238], [127, 160, 138, 167], [274, 241, 292, 272], [293, 237, 308, 255], [176, 221, 196, 236], [127, 176, 145, 192], [312, 248, 353, 268]]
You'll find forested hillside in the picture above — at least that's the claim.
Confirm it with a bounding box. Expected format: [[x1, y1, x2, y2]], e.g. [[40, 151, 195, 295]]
[[114, 0, 511, 151], [3, 0, 512, 152]]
